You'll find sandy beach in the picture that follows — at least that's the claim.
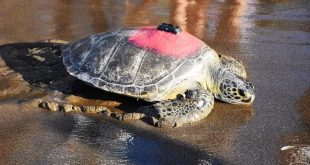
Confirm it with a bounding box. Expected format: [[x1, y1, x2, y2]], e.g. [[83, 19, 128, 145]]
[[0, 0, 309, 164]]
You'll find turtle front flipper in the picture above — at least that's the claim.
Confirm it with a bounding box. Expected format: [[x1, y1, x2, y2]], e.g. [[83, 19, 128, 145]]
[[140, 88, 214, 127]]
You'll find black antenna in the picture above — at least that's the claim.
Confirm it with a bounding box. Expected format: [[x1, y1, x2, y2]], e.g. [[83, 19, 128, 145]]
[[157, 23, 182, 34]]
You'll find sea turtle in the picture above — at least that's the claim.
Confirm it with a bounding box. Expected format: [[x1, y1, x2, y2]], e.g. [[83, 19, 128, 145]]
[[45, 23, 255, 127]]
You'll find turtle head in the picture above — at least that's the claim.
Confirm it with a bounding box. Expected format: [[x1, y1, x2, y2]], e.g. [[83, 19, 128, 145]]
[[214, 70, 255, 104]]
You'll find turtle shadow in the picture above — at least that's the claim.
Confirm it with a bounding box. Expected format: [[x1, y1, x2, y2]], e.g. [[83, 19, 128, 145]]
[[0, 42, 147, 112], [0, 42, 68, 87]]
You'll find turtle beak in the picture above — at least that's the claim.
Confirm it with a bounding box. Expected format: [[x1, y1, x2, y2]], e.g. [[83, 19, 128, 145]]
[[241, 93, 255, 104]]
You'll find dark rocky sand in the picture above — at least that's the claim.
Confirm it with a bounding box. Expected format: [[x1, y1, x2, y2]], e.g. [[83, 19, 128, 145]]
[[0, 0, 309, 164]]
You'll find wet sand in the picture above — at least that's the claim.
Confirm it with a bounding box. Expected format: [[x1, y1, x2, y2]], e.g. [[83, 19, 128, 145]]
[[0, 0, 309, 164]]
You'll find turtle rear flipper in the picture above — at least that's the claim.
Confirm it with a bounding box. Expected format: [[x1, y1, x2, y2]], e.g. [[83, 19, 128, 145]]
[[140, 88, 214, 127]]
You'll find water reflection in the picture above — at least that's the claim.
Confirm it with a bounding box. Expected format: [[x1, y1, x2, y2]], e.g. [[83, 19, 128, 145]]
[[210, 0, 247, 57], [171, 0, 208, 38], [87, 0, 107, 33], [0, 0, 247, 47], [45, 114, 131, 164], [124, 0, 159, 27], [40, 113, 219, 164], [52, 0, 73, 40]]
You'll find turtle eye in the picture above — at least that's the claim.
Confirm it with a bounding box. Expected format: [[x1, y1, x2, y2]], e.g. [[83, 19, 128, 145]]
[[246, 82, 255, 91], [238, 89, 246, 97]]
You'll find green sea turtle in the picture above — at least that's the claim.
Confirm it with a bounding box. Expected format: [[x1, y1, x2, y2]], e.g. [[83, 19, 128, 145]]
[[42, 23, 255, 127]]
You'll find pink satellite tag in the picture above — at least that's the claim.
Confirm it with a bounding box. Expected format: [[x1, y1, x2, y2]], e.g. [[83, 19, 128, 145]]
[[128, 27, 204, 58]]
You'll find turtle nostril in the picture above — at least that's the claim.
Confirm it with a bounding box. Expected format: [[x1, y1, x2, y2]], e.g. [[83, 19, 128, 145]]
[[247, 82, 255, 91]]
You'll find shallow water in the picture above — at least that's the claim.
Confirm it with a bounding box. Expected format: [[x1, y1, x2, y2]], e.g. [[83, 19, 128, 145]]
[[0, 0, 309, 164]]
